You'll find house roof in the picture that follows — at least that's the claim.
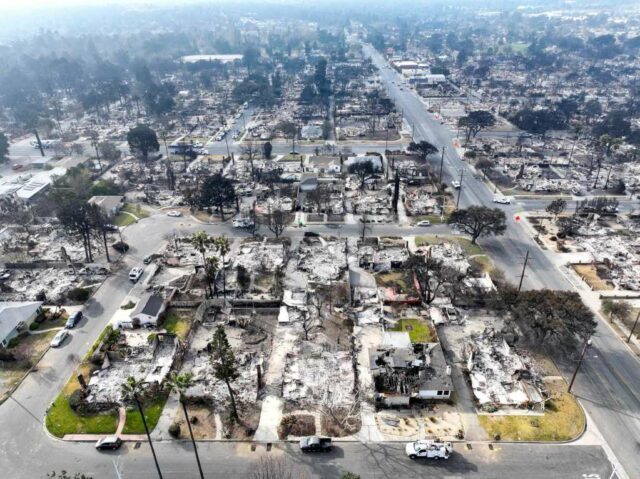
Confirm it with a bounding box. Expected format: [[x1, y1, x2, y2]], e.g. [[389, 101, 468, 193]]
[[16, 167, 66, 200], [132, 294, 165, 318], [88, 195, 124, 213], [0, 301, 42, 342], [418, 343, 454, 392]]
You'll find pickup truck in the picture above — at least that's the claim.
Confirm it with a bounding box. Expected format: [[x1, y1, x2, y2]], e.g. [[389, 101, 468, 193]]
[[405, 440, 453, 460], [299, 436, 332, 453]]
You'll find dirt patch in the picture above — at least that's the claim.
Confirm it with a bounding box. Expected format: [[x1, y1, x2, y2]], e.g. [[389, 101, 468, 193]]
[[320, 407, 361, 437], [572, 264, 614, 291], [172, 404, 217, 439], [221, 403, 261, 440], [278, 414, 316, 439]]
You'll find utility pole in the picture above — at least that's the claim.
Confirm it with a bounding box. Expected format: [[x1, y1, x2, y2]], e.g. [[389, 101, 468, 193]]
[[34, 130, 45, 157], [411, 122, 415, 141], [568, 338, 592, 393], [627, 310, 640, 343], [455, 168, 464, 210], [224, 135, 231, 162], [517, 250, 529, 293], [438, 146, 446, 186]]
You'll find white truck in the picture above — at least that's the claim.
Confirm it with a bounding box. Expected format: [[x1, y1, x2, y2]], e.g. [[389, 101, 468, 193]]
[[405, 440, 453, 460]]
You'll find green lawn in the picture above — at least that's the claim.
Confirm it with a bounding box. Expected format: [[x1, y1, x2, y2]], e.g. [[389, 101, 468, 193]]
[[281, 153, 303, 162], [390, 318, 435, 343], [416, 235, 483, 256], [122, 396, 167, 434], [162, 312, 191, 339], [114, 212, 137, 227], [46, 393, 118, 438], [122, 203, 150, 218]]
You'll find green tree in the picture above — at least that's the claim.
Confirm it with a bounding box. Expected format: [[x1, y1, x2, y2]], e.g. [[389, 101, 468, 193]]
[[164, 372, 204, 479], [199, 174, 237, 220], [448, 206, 507, 244], [120, 377, 163, 479], [191, 231, 212, 270], [210, 325, 240, 421], [0, 132, 9, 162], [407, 140, 438, 160], [458, 111, 496, 142], [602, 299, 631, 323], [262, 141, 272, 159], [475, 158, 494, 178], [511, 290, 596, 349], [546, 199, 567, 220], [127, 125, 160, 163]]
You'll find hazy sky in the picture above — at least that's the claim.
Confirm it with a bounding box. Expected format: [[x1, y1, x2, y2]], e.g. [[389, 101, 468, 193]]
[[0, 0, 180, 9]]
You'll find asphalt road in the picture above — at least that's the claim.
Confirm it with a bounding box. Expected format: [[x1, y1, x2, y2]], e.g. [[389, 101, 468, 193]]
[[50, 441, 614, 479], [363, 43, 640, 478]]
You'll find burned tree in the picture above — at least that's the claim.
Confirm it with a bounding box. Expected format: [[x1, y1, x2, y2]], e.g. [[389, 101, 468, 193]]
[[265, 209, 291, 238], [348, 160, 376, 190], [407, 255, 451, 305]]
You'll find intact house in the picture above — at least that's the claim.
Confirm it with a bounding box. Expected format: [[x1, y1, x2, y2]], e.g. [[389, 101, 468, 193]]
[[306, 156, 342, 175], [118, 294, 166, 329], [369, 332, 454, 407], [0, 301, 43, 347], [88, 195, 125, 216]]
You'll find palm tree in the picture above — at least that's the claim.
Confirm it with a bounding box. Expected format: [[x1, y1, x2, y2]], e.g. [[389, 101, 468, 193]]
[[205, 256, 220, 298], [214, 236, 231, 298], [165, 372, 204, 479], [120, 377, 163, 479], [191, 231, 212, 272]]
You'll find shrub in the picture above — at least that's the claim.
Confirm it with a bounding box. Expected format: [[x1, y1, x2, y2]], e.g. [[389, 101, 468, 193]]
[[6, 337, 20, 348], [68, 389, 84, 412], [121, 301, 136, 310], [342, 474, 361, 479], [112, 241, 130, 253], [29, 322, 40, 331], [168, 422, 181, 438], [67, 287, 90, 302]]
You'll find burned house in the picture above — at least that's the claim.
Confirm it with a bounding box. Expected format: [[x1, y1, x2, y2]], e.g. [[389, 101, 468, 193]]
[[85, 331, 180, 406], [464, 329, 544, 411], [369, 332, 453, 407]]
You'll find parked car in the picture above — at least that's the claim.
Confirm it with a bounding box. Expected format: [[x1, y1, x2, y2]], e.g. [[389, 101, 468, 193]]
[[166, 210, 182, 217], [451, 180, 461, 189], [416, 220, 431, 227], [299, 436, 332, 453], [492, 195, 511, 204], [129, 267, 143, 282], [50, 330, 69, 347], [233, 218, 254, 228], [65, 311, 83, 329], [95, 436, 122, 451], [405, 440, 453, 460]]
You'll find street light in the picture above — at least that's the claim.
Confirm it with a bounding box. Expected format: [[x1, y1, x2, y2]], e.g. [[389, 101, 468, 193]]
[[568, 337, 592, 393]]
